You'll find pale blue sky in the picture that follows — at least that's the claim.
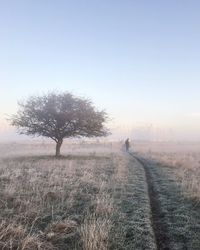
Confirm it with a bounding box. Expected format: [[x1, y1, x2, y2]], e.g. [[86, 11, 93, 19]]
[[1, 0, 200, 140]]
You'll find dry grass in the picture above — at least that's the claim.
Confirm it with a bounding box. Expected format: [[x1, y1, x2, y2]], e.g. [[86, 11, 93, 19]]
[[3, 140, 199, 248], [0, 220, 53, 250], [152, 153, 200, 201], [80, 214, 112, 250], [7, 140, 200, 249], [134, 141, 200, 201], [0, 141, 160, 249], [156, 153, 200, 201], [131, 142, 200, 249], [0, 142, 129, 249]]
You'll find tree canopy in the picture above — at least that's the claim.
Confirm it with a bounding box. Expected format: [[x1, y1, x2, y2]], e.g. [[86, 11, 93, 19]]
[[11, 92, 109, 156]]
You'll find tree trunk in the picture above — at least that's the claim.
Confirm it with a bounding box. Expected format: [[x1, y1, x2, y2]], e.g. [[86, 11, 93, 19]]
[[55, 139, 63, 157]]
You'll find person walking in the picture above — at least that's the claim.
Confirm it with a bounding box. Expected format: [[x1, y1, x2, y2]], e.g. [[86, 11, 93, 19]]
[[125, 138, 130, 152]]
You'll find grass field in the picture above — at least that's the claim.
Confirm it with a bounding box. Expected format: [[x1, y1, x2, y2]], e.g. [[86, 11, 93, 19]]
[[0, 141, 200, 249], [134, 141, 200, 201]]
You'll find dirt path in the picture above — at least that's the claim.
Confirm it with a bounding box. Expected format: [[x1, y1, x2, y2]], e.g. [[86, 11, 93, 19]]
[[132, 155, 170, 250]]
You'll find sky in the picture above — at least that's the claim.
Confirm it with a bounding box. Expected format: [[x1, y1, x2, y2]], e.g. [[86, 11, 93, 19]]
[[1, 0, 200, 141]]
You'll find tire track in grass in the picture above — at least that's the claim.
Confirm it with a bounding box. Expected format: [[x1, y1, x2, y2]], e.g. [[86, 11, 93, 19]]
[[131, 154, 170, 250]]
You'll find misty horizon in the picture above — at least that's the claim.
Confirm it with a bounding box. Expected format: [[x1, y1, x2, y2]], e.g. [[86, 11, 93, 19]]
[[1, 1, 200, 142]]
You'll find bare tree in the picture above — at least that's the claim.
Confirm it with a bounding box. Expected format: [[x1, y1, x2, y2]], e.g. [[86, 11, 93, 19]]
[[10, 92, 109, 157]]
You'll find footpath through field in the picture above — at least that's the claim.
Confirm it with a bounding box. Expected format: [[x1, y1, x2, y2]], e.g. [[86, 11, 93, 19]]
[[130, 153, 200, 250], [111, 153, 157, 250]]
